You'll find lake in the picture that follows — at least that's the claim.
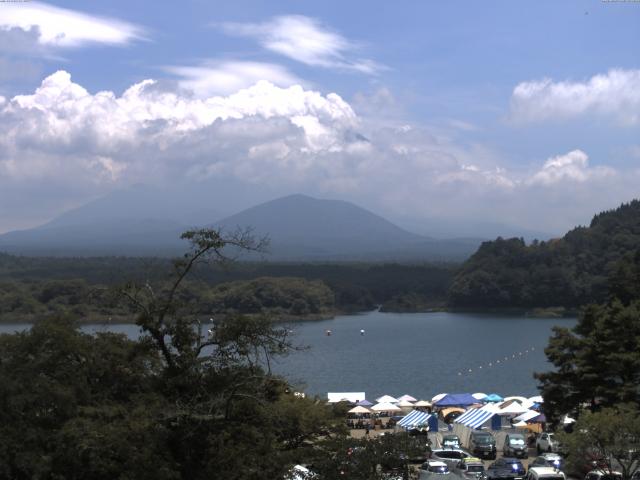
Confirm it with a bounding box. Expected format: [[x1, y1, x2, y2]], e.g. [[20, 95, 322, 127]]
[[0, 311, 575, 402]]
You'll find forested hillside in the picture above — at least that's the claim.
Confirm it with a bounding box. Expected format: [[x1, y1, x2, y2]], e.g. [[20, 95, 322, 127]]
[[0, 255, 454, 321], [448, 200, 640, 309]]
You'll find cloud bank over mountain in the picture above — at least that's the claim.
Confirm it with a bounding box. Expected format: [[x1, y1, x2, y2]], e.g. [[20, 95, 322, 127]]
[[0, 69, 638, 234]]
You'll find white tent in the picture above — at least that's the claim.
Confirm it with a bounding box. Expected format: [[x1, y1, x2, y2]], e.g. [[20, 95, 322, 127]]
[[328, 392, 365, 403], [397, 399, 415, 408], [514, 409, 542, 422], [472, 392, 488, 400], [498, 401, 530, 415], [376, 395, 399, 403], [414, 400, 432, 407], [371, 402, 402, 412], [348, 405, 371, 414], [431, 393, 447, 403], [398, 394, 417, 402]]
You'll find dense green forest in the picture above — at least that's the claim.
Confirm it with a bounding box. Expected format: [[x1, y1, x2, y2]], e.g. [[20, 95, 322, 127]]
[[0, 254, 454, 322], [449, 200, 640, 309]]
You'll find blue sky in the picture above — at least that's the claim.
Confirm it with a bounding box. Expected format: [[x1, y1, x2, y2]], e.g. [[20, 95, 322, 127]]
[[0, 0, 639, 235]]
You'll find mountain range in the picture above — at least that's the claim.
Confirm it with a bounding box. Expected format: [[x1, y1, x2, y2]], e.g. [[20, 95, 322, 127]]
[[0, 186, 491, 260]]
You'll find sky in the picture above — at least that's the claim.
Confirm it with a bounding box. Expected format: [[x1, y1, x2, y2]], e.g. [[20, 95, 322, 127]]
[[0, 0, 639, 235]]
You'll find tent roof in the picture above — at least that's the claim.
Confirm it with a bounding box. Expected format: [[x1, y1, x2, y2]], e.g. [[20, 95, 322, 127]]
[[414, 400, 432, 407], [397, 409, 433, 428], [434, 393, 478, 406], [514, 409, 541, 422], [371, 402, 401, 412], [398, 394, 417, 402], [472, 392, 488, 400], [498, 401, 530, 415], [356, 399, 373, 406], [455, 405, 497, 428], [484, 393, 503, 402], [397, 400, 415, 407], [348, 406, 371, 414], [376, 394, 399, 403], [431, 393, 447, 403]]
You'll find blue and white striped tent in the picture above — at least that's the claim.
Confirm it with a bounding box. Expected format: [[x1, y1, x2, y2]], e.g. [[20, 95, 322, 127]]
[[397, 409, 432, 428], [454, 406, 497, 429]]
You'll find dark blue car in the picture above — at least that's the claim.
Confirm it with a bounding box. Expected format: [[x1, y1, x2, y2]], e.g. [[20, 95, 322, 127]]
[[486, 457, 526, 480]]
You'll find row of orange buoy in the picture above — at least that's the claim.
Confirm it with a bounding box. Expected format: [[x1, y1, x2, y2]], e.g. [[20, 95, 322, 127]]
[[456, 346, 537, 376]]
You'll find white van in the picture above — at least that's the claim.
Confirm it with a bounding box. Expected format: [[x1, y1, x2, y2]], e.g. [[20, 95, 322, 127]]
[[526, 467, 566, 480]]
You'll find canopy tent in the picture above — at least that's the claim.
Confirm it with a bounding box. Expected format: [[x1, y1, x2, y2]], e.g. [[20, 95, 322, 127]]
[[514, 409, 542, 423], [472, 392, 488, 400], [397, 399, 415, 408], [484, 393, 503, 402], [454, 404, 500, 429], [328, 392, 365, 403], [431, 393, 447, 403], [356, 399, 373, 407], [397, 409, 433, 428], [398, 394, 417, 402], [441, 407, 465, 417], [348, 406, 371, 414], [371, 402, 401, 412], [503, 396, 528, 403], [434, 393, 478, 407], [376, 395, 399, 403], [414, 400, 432, 407], [498, 401, 530, 415]]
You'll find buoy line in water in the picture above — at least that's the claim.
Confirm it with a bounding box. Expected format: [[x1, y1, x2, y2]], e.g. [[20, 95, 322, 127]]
[[456, 346, 539, 376]]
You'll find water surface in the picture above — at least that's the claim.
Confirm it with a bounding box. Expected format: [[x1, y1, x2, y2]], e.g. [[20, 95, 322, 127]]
[[0, 311, 575, 401]]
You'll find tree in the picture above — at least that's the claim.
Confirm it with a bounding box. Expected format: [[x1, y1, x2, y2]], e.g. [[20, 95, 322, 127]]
[[0, 228, 349, 479], [535, 299, 640, 425], [557, 406, 640, 480]]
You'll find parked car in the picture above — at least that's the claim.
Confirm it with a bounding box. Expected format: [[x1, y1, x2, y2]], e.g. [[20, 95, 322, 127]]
[[504, 433, 528, 459], [442, 434, 461, 449], [454, 457, 487, 480], [536, 433, 561, 454], [525, 467, 566, 480], [419, 460, 452, 480], [469, 431, 497, 460], [528, 453, 563, 472], [584, 470, 623, 480], [486, 457, 526, 480], [430, 448, 473, 469]]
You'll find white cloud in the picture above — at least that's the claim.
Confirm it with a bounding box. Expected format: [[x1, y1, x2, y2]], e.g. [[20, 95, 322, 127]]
[[1, 71, 638, 235], [164, 60, 302, 97], [219, 15, 383, 74], [510, 69, 640, 125], [527, 149, 615, 186], [0, 1, 145, 48]]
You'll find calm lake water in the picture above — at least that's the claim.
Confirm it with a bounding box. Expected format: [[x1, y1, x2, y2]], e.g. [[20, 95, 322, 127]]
[[0, 311, 575, 401]]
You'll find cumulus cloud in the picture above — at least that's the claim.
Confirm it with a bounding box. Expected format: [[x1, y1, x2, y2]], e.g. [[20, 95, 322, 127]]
[[219, 15, 382, 74], [1, 70, 638, 235], [527, 149, 615, 186], [510, 69, 640, 125], [0, 1, 145, 48], [164, 61, 302, 97]]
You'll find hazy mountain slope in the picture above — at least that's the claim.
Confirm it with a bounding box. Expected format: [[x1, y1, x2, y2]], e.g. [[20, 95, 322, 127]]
[[0, 191, 481, 260], [215, 194, 480, 260]]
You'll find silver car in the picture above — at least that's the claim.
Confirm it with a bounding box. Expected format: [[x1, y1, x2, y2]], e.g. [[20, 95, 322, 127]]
[[419, 460, 452, 480]]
